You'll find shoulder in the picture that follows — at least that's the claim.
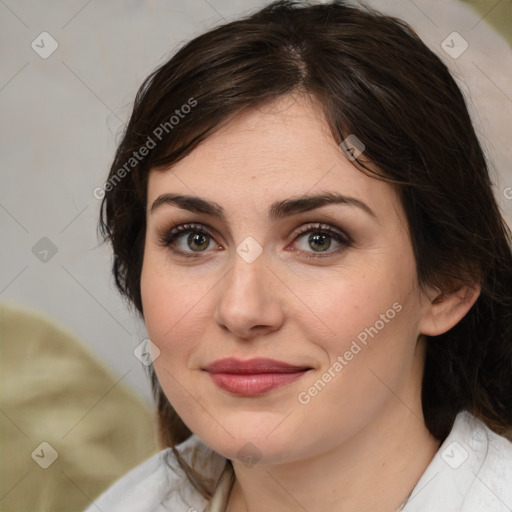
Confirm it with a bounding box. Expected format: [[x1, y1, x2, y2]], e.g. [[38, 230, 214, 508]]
[[405, 411, 512, 512], [84, 435, 228, 512], [464, 413, 512, 511]]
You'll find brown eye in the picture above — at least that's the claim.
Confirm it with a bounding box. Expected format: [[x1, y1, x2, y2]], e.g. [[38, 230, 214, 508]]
[[185, 232, 211, 251], [159, 223, 218, 257], [307, 232, 332, 252], [292, 223, 351, 258]]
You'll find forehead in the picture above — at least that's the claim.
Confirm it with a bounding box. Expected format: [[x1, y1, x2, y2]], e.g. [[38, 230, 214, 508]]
[[146, 93, 399, 220]]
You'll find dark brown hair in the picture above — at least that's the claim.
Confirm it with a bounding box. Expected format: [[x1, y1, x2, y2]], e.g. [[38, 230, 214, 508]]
[[99, 0, 512, 496]]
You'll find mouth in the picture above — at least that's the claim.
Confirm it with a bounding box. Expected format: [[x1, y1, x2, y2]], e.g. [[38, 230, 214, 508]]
[[203, 358, 312, 396]]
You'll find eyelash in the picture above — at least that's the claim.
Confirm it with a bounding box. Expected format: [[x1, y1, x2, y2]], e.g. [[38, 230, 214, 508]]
[[157, 222, 351, 260]]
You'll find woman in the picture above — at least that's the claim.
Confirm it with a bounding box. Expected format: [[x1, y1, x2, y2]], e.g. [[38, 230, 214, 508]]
[[87, 1, 512, 510]]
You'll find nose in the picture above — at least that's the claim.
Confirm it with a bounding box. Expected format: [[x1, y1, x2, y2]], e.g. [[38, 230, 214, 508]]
[[213, 252, 285, 341]]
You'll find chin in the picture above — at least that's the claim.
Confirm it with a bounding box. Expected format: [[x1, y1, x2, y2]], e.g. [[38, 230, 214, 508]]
[[190, 413, 305, 466]]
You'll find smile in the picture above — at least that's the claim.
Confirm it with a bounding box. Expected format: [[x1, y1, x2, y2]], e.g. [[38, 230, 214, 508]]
[[203, 358, 312, 396]]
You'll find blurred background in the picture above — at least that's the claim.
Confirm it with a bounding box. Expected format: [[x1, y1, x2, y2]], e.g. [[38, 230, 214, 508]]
[[1, 0, 511, 510]]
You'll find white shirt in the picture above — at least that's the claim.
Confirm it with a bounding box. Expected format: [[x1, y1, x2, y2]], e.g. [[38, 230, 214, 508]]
[[85, 411, 512, 511]]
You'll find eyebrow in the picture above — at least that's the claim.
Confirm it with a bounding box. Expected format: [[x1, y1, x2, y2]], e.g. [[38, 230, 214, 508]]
[[150, 192, 376, 221]]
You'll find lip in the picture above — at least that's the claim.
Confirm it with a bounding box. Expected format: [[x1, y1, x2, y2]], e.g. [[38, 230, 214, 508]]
[[203, 358, 311, 396]]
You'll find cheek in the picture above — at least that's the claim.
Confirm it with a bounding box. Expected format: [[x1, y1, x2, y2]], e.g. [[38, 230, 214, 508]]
[[140, 262, 209, 411], [293, 267, 422, 428], [291, 252, 421, 388], [140, 253, 208, 353], [297, 264, 409, 341]]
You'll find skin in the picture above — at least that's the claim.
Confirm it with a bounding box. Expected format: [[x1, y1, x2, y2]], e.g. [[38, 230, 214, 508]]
[[140, 93, 480, 512]]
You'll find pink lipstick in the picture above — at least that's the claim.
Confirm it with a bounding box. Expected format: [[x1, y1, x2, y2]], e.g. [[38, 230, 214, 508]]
[[203, 358, 311, 396]]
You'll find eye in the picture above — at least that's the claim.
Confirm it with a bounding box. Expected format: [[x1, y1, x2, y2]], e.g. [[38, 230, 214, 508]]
[[158, 223, 219, 258], [291, 223, 351, 258], [158, 221, 351, 259]]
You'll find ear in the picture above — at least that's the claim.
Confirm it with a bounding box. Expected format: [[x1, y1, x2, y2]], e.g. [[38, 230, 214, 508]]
[[419, 281, 481, 336]]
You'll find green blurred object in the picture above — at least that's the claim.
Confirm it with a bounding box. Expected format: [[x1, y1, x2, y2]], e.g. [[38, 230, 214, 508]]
[[0, 302, 158, 511], [461, 0, 512, 45]]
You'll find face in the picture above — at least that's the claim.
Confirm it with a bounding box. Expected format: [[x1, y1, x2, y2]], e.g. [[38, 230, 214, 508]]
[[141, 93, 432, 465]]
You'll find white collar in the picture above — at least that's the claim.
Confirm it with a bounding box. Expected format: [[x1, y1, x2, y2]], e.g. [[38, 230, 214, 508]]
[[203, 462, 235, 512], [403, 410, 512, 511]]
